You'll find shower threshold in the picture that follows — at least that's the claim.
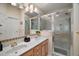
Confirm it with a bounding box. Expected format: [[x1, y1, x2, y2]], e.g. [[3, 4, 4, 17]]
[[53, 51, 66, 56], [54, 47, 68, 56]]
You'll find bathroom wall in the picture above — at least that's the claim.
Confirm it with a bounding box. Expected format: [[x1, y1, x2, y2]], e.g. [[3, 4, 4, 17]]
[[41, 30, 53, 55], [72, 3, 79, 56], [0, 3, 25, 49], [0, 3, 25, 36]]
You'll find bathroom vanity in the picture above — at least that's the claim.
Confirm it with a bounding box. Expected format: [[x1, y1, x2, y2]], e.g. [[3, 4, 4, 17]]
[[21, 39, 48, 56], [0, 36, 48, 56]]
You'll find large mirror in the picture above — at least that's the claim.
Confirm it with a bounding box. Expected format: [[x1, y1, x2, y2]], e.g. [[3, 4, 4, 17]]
[[31, 17, 39, 30], [40, 15, 52, 30]]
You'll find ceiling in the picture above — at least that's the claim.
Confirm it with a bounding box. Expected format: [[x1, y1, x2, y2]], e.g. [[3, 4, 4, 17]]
[[25, 3, 72, 18]]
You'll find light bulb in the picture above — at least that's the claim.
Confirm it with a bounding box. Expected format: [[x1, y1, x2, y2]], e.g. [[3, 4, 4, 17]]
[[25, 6, 29, 12], [11, 3, 16, 6], [29, 4, 33, 13], [56, 14, 59, 17], [34, 7, 38, 12]]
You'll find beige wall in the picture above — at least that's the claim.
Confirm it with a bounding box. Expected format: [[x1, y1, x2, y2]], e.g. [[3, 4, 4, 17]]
[[40, 30, 53, 55], [0, 3, 25, 37], [0, 3, 25, 48], [72, 3, 79, 56], [0, 3, 20, 18]]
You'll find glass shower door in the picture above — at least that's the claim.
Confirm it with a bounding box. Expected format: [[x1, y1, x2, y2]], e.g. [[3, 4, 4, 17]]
[[54, 14, 71, 55]]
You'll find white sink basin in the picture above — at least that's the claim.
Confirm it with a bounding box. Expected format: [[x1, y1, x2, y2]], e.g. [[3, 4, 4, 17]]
[[4, 44, 27, 55]]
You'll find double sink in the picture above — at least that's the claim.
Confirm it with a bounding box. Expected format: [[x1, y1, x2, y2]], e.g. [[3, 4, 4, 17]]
[[0, 36, 46, 56], [1, 44, 27, 56], [2, 38, 36, 56], [5, 44, 27, 55]]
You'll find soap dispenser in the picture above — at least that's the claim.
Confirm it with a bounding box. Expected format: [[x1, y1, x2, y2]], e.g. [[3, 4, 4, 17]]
[[24, 36, 30, 42], [0, 41, 3, 51]]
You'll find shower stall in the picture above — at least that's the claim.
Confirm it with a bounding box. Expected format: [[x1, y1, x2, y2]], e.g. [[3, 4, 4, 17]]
[[53, 12, 71, 56]]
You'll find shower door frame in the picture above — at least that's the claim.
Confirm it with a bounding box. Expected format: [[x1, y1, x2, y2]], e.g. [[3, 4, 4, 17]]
[[53, 14, 72, 56]]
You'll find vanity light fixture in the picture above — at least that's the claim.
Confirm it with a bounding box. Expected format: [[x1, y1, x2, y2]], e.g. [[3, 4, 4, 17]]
[[11, 3, 38, 13], [11, 3, 16, 6], [25, 4, 38, 13], [11, 3, 24, 9]]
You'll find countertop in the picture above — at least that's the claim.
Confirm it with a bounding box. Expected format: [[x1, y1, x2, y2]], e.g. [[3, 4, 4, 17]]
[[0, 36, 48, 56]]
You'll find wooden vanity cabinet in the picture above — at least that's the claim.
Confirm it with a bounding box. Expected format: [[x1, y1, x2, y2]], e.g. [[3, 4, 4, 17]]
[[41, 44, 46, 56], [45, 40, 48, 55], [33, 44, 42, 56], [21, 49, 33, 56], [21, 39, 48, 56], [41, 40, 48, 56]]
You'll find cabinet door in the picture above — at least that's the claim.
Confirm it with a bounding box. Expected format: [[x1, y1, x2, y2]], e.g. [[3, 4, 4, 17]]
[[41, 40, 48, 56], [45, 40, 48, 56], [21, 49, 33, 56], [33, 45, 42, 56], [41, 44, 46, 56]]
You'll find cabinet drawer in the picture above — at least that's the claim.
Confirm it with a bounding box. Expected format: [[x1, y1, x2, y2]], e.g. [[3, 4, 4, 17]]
[[21, 49, 33, 56], [44, 39, 48, 44], [41, 39, 48, 45]]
